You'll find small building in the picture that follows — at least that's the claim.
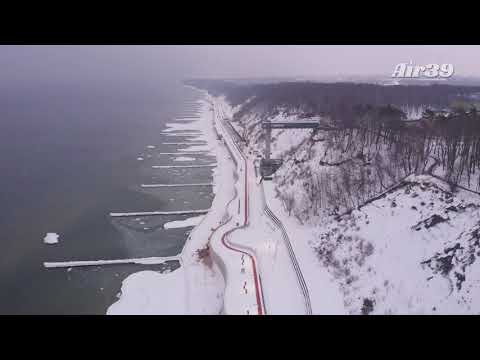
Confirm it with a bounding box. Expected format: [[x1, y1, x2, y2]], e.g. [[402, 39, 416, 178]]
[[260, 158, 283, 178]]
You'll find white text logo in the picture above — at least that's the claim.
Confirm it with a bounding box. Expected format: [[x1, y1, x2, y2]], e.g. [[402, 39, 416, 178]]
[[392, 62, 454, 79]]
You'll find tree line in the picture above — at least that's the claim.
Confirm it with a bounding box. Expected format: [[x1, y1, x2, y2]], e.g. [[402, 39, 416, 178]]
[[187, 79, 480, 213]]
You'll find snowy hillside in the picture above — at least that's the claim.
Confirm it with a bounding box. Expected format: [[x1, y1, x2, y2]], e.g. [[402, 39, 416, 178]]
[[210, 85, 480, 314], [312, 175, 480, 314]]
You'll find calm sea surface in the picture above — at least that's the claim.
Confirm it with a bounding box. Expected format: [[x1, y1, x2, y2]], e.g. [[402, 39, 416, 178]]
[[0, 79, 213, 314]]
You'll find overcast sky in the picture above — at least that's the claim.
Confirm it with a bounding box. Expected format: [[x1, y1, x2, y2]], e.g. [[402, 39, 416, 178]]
[[1, 45, 479, 85]]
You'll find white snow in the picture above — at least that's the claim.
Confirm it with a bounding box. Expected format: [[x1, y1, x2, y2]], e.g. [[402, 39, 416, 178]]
[[43, 233, 59, 245], [263, 181, 346, 314], [402, 105, 426, 120], [206, 94, 315, 314], [308, 175, 480, 314], [163, 215, 205, 229], [225, 81, 480, 314], [107, 269, 187, 315]]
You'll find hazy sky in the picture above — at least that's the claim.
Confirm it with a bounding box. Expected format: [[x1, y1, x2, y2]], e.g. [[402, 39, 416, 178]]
[[174, 45, 480, 78], [1, 45, 479, 85]]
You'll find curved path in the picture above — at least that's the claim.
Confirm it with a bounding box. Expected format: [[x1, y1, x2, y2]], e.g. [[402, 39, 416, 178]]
[[208, 99, 266, 315], [214, 97, 312, 315]]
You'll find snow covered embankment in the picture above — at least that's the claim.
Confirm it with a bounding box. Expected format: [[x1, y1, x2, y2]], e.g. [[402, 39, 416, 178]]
[[107, 270, 185, 315], [312, 175, 480, 314]]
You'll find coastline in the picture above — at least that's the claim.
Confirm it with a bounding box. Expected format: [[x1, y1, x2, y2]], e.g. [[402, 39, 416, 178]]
[[107, 87, 231, 314]]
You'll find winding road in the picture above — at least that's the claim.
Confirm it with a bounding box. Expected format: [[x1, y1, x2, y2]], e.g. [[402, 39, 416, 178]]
[[208, 96, 313, 315], [207, 101, 266, 315]]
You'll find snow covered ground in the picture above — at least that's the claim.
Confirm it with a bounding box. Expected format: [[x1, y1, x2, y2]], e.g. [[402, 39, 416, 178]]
[[206, 96, 267, 315], [311, 175, 480, 314], [213, 95, 346, 314], [212, 90, 480, 315], [213, 96, 314, 314], [401, 105, 426, 120], [263, 181, 346, 314], [107, 269, 186, 315]]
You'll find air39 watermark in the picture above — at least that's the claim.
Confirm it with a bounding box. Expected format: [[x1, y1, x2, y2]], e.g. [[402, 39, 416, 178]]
[[392, 61, 454, 79]]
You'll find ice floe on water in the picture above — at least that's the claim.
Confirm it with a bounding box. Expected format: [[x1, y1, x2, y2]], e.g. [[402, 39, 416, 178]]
[[164, 132, 201, 137], [163, 215, 205, 229], [174, 156, 196, 161], [137, 157, 144, 161], [179, 144, 211, 153], [44, 256, 179, 268], [43, 233, 59, 244], [146, 145, 156, 149]]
